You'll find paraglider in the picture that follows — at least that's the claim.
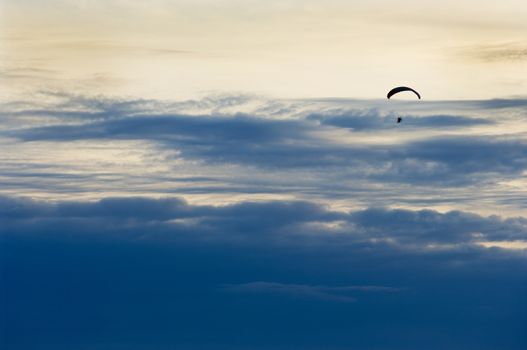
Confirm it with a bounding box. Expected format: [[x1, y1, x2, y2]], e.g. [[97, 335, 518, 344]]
[[387, 86, 421, 100], [387, 86, 421, 123]]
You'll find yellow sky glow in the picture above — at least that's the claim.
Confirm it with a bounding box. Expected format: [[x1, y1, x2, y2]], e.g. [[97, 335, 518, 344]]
[[1, 0, 526, 100]]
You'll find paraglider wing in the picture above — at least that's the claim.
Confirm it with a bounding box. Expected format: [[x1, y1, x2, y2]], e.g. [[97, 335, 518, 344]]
[[387, 86, 421, 99]]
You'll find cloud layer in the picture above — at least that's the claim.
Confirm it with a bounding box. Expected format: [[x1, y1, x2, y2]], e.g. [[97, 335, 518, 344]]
[[2, 93, 527, 349], [2, 195, 527, 350], [2, 196, 527, 247], [2, 94, 527, 196]]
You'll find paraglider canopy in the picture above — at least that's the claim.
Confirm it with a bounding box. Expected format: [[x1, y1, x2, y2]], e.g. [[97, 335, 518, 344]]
[[387, 86, 421, 99]]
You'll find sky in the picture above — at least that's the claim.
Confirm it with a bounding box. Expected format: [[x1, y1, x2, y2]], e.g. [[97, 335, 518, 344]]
[[2, 0, 527, 99], [1, 1, 527, 349]]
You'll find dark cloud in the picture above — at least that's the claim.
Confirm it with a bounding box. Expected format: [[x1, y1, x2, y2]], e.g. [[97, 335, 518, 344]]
[[380, 137, 527, 185], [10, 113, 311, 145], [2, 195, 526, 249], [308, 110, 492, 130], [1, 196, 527, 350], [351, 207, 527, 244], [9, 112, 526, 186], [5, 94, 527, 192]]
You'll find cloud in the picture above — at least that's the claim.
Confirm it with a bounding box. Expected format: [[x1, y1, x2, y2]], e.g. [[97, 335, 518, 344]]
[[3, 93, 527, 216], [380, 137, 527, 185], [461, 43, 527, 62], [471, 98, 527, 109], [351, 207, 527, 244], [308, 109, 492, 130], [2, 195, 526, 248], [3, 93, 527, 186], [0, 67, 57, 80], [9, 114, 527, 186], [222, 281, 403, 303], [2, 195, 527, 349]]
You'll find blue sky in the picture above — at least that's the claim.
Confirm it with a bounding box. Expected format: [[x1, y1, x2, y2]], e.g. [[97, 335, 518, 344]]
[[1, 1, 527, 349]]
